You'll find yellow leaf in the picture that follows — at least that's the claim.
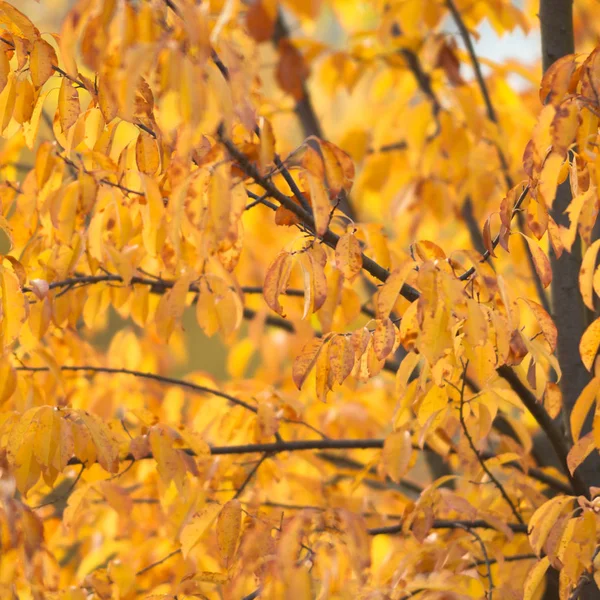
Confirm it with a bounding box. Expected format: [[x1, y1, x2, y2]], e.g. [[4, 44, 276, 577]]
[[13, 76, 34, 124], [522, 298, 557, 352], [570, 377, 600, 443], [580, 240, 600, 311], [521, 235, 552, 288], [0, 71, 15, 133], [149, 425, 187, 491], [263, 251, 293, 317], [7, 407, 42, 495], [259, 116, 275, 173], [180, 503, 221, 558], [544, 382, 562, 419], [538, 152, 563, 208], [292, 337, 326, 390], [327, 335, 355, 386], [0, 49, 9, 95], [567, 433, 595, 476], [382, 430, 413, 483], [417, 385, 447, 426], [299, 248, 327, 318], [209, 164, 232, 239], [372, 318, 396, 360], [217, 499, 241, 569], [24, 87, 51, 149], [305, 170, 330, 236], [63, 483, 92, 528], [523, 557, 550, 600], [30, 38, 57, 89], [76, 410, 119, 473], [374, 262, 413, 319], [58, 76, 80, 131], [0, 265, 27, 347], [335, 231, 362, 282], [314, 339, 332, 401], [528, 495, 574, 555], [0, 1, 39, 39], [580, 317, 600, 371], [135, 130, 160, 175]]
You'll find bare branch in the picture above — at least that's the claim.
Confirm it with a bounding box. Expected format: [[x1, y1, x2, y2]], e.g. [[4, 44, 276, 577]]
[[136, 549, 181, 576]]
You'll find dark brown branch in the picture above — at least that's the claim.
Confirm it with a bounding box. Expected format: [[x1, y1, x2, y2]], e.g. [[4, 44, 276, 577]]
[[217, 126, 421, 302], [234, 453, 270, 499], [497, 365, 588, 497], [136, 549, 181, 576], [368, 519, 527, 536], [399, 47, 442, 117], [445, 0, 497, 126], [473, 553, 537, 568]]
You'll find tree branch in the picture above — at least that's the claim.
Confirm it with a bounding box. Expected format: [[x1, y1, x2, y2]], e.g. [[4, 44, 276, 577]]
[[497, 365, 588, 497]]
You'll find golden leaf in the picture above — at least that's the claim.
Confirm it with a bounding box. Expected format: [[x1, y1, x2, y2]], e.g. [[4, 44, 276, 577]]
[[217, 499, 242, 569], [58, 76, 80, 131], [180, 504, 221, 558], [30, 38, 57, 89], [382, 430, 413, 483], [580, 317, 600, 371], [335, 231, 362, 282]]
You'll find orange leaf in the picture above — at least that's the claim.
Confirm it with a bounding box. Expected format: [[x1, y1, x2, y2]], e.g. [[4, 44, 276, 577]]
[[246, 1, 275, 43], [276, 39, 308, 101]]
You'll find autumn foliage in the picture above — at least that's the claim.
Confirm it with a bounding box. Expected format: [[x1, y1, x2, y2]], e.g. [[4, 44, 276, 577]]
[[3, 0, 600, 598]]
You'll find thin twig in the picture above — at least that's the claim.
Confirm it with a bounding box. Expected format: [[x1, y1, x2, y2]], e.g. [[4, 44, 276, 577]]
[[136, 549, 181, 576], [497, 365, 588, 498], [458, 362, 525, 525], [456, 523, 494, 599], [33, 464, 85, 509], [217, 125, 420, 302], [18, 364, 259, 412], [234, 453, 270, 499], [445, 0, 550, 312], [368, 518, 527, 536], [458, 185, 529, 281]]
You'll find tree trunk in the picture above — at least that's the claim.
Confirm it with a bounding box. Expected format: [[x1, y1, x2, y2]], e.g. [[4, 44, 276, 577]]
[[540, 1, 599, 597]]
